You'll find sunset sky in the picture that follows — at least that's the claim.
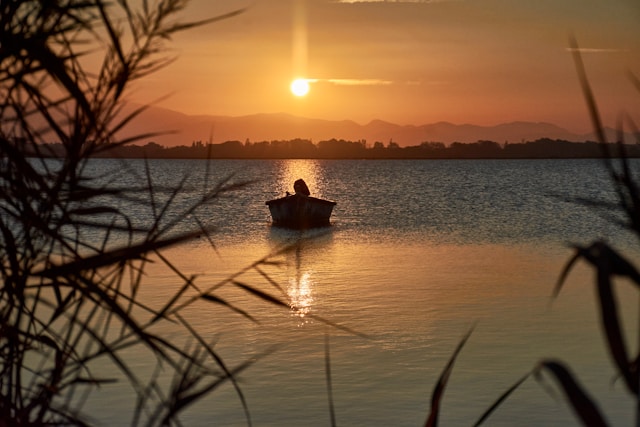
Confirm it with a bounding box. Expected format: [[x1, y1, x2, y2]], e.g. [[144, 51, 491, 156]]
[[133, 0, 640, 133]]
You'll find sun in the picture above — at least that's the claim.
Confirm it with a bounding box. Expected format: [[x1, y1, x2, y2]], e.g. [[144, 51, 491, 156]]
[[290, 78, 310, 97]]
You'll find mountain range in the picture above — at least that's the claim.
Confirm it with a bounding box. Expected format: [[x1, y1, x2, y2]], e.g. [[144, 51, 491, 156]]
[[117, 105, 629, 148]]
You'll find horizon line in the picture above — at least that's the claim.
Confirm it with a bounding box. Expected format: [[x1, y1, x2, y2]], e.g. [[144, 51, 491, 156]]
[[128, 103, 595, 134]]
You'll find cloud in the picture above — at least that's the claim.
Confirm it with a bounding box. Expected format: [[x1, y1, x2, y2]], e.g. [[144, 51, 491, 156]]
[[331, 0, 458, 3], [565, 47, 629, 53], [326, 78, 393, 85], [307, 78, 421, 86]]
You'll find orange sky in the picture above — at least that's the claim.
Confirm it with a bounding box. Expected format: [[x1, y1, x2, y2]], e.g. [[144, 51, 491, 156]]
[[131, 0, 640, 133]]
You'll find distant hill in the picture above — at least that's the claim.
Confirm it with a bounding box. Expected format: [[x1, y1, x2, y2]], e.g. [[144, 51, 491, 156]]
[[116, 105, 632, 147]]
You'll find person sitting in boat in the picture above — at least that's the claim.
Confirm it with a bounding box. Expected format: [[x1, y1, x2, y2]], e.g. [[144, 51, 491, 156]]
[[293, 178, 310, 196]]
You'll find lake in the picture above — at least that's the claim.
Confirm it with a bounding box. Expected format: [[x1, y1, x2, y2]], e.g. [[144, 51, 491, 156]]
[[79, 158, 638, 426]]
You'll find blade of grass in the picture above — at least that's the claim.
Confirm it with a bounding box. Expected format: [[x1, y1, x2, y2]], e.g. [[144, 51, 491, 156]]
[[425, 326, 474, 427], [325, 332, 337, 427], [536, 360, 608, 426], [200, 294, 258, 323], [473, 372, 530, 426]]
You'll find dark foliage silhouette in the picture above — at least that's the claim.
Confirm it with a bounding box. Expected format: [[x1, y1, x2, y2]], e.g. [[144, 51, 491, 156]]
[[0, 2, 319, 426], [423, 38, 640, 426]]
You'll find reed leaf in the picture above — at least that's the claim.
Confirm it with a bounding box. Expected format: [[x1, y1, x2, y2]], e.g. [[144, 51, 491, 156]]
[[159, 348, 264, 427], [536, 360, 608, 427], [174, 312, 254, 426], [35, 231, 203, 278], [473, 372, 530, 426], [554, 241, 639, 393], [68, 377, 118, 386], [569, 36, 607, 146], [200, 294, 258, 323], [232, 280, 291, 309], [325, 333, 337, 427], [424, 326, 474, 427]]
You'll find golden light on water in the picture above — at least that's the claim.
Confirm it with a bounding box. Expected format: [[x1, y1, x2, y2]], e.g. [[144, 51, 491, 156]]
[[277, 159, 324, 197], [289, 271, 314, 321]]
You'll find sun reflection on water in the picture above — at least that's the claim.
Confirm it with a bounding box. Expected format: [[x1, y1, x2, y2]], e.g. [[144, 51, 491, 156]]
[[277, 159, 327, 198], [288, 270, 314, 323]]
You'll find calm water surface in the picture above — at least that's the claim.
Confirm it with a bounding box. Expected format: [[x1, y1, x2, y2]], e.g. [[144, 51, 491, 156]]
[[81, 158, 638, 426]]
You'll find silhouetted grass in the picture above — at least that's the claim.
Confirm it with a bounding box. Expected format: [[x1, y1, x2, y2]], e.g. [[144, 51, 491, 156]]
[[423, 38, 640, 426], [0, 2, 319, 426]]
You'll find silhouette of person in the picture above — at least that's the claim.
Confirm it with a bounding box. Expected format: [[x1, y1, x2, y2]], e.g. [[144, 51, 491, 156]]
[[293, 179, 310, 196]]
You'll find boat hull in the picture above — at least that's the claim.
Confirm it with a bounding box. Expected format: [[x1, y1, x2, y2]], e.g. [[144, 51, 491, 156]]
[[266, 194, 336, 229]]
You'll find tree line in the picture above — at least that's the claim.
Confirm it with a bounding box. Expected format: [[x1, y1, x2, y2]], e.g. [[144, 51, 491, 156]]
[[27, 137, 640, 159]]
